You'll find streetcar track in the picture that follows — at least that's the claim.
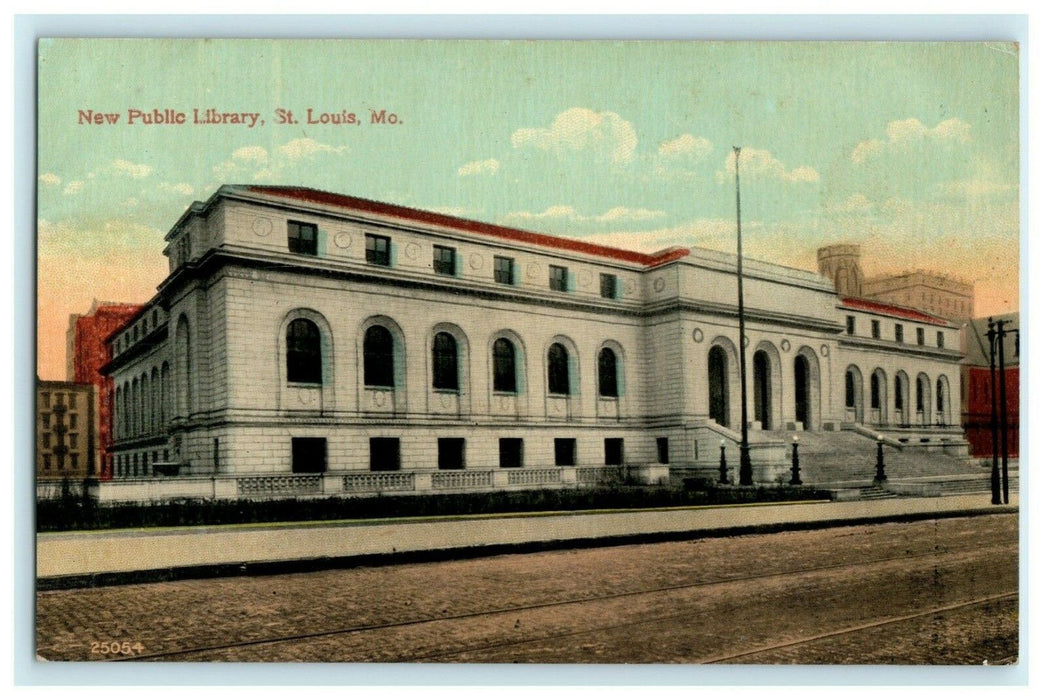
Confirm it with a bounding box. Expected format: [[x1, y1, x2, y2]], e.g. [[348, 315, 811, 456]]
[[114, 541, 1017, 662], [702, 591, 1019, 664]]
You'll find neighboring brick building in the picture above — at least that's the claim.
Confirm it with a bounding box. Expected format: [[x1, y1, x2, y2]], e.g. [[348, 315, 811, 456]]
[[36, 380, 97, 482], [961, 313, 1020, 458], [67, 301, 144, 480], [101, 185, 966, 499]]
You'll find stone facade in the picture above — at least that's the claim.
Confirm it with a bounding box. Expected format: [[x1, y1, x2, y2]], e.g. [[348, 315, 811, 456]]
[[103, 186, 965, 493]]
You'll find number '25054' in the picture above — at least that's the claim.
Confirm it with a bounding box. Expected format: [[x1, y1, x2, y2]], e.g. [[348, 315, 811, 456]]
[[90, 641, 144, 656]]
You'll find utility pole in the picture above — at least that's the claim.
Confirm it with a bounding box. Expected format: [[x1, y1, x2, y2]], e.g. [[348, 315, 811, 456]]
[[997, 319, 1010, 504], [734, 146, 752, 486], [987, 319, 1000, 505]]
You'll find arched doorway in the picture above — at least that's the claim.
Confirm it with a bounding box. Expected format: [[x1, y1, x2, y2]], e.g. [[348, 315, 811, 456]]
[[708, 346, 729, 427], [794, 355, 810, 430], [754, 350, 772, 430]]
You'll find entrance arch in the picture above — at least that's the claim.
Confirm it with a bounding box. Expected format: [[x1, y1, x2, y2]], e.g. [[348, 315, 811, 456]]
[[793, 346, 821, 430], [845, 364, 864, 424], [708, 346, 729, 427], [754, 350, 772, 430]]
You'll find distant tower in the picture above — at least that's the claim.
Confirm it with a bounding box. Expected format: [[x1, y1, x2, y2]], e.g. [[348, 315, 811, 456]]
[[818, 244, 864, 298]]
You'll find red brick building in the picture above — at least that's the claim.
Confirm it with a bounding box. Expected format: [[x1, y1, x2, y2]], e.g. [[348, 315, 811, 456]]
[[67, 301, 144, 479], [961, 313, 1020, 458]]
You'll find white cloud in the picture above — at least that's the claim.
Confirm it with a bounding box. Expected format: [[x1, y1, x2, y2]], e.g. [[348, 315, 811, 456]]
[[159, 182, 194, 196], [658, 133, 713, 160], [717, 147, 820, 184], [502, 205, 665, 225], [63, 181, 83, 195], [278, 137, 346, 160], [112, 159, 153, 179], [39, 173, 61, 186], [430, 206, 471, 217], [458, 158, 500, 176], [232, 146, 268, 163], [935, 179, 1015, 199], [511, 107, 638, 164], [852, 118, 973, 163]]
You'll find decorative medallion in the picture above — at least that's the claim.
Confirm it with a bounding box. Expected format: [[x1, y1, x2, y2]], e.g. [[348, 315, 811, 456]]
[[527, 262, 540, 279], [439, 393, 453, 409], [820, 344, 830, 357], [692, 328, 704, 343], [550, 400, 562, 413], [578, 270, 593, 288], [405, 242, 422, 261], [653, 277, 666, 293], [373, 391, 388, 408], [251, 217, 272, 237], [469, 253, 483, 270], [334, 231, 352, 249], [499, 396, 510, 410], [780, 339, 791, 352], [743, 335, 750, 348], [297, 388, 311, 405], [624, 280, 637, 296]]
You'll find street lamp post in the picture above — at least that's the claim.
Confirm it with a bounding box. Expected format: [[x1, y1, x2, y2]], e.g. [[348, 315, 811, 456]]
[[789, 435, 802, 485], [987, 319, 1001, 505], [997, 319, 1010, 504], [733, 146, 752, 486], [874, 434, 886, 483], [718, 439, 729, 485]]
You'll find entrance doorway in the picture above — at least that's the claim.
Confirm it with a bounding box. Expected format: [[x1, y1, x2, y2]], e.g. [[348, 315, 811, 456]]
[[794, 355, 810, 430], [708, 346, 729, 427], [754, 351, 771, 430]]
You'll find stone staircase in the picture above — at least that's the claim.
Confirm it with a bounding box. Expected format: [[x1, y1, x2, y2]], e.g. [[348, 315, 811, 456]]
[[766, 429, 979, 488]]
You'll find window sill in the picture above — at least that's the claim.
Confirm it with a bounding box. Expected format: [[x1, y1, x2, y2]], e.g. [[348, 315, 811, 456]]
[[364, 384, 395, 391], [432, 388, 461, 395], [287, 381, 322, 388], [492, 390, 519, 397]]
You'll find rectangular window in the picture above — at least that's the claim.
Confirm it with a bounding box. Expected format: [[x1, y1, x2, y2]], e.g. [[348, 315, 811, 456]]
[[499, 438, 524, 469], [366, 234, 391, 266], [68, 433, 78, 448], [287, 221, 318, 256], [42, 392, 51, 408], [937, 331, 945, 349], [871, 320, 881, 339], [69, 413, 78, 429], [554, 438, 576, 467], [438, 438, 465, 470], [369, 437, 401, 471], [605, 438, 624, 466], [845, 315, 855, 336], [895, 324, 904, 343], [42, 414, 50, 429], [292, 437, 327, 474], [70, 454, 79, 470], [433, 245, 456, 276], [600, 273, 617, 299], [42, 433, 51, 448], [549, 265, 568, 292], [916, 328, 925, 346], [494, 256, 514, 285], [656, 437, 670, 465], [43, 455, 51, 471]]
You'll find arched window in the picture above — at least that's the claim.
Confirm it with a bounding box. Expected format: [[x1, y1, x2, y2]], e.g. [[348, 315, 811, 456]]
[[916, 380, 926, 414], [871, 372, 881, 409], [363, 325, 394, 387], [432, 332, 459, 391], [894, 374, 904, 411], [286, 319, 322, 384], [936, 379, 946, 413], [547, 343, 569, 395], [493, 338, 517, 393], [845, 371, 856, 408], [598, 348, 619, 398]]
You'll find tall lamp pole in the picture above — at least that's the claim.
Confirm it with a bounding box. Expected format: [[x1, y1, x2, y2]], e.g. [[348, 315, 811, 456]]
[[997, 319, 1010, 504], [987, 319, 1001, 505], [734, 146, 752, 486]]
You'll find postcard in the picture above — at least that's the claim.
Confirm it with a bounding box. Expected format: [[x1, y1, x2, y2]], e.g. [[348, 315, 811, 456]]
[[33, 37, 1021, 670]]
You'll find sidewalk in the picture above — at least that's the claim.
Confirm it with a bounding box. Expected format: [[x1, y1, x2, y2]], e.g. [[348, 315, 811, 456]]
[[37, 494, 1019, 588]]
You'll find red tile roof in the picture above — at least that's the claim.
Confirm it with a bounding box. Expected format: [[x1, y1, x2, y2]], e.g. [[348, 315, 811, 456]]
[[841, 297, 950, 326], [240, 185, 690, 268]]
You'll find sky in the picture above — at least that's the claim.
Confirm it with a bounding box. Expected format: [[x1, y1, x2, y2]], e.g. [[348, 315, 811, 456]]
[[36, 39, 1020, 380]]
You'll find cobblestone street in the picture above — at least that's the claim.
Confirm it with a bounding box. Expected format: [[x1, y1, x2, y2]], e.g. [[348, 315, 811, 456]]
[[36, 513, 1018, 664]]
